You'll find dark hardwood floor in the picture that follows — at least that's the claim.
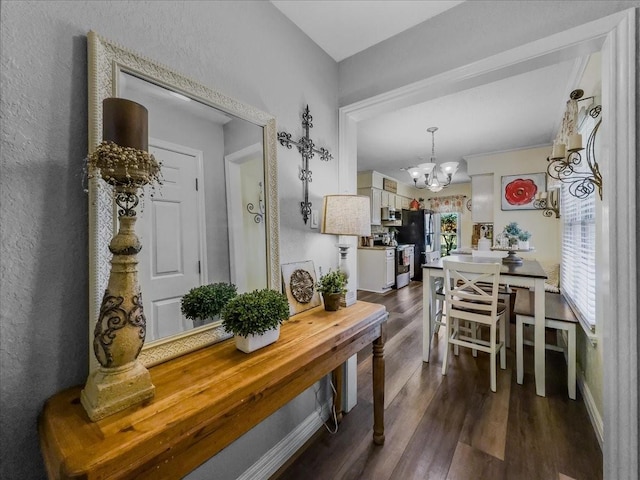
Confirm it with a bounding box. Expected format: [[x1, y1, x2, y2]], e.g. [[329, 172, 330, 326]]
[[274, 281, 602, 480]]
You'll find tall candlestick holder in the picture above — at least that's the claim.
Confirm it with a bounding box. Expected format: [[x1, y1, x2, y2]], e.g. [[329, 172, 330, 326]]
[[81, 98, 161, 421], [547, 89, 603, 200]]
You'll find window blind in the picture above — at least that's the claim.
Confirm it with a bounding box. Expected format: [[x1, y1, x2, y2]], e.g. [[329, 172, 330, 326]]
[[560, 173, 596, 328]]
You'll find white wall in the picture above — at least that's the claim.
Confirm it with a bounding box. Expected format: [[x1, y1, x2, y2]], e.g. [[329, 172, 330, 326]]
[[0, 2, 338, 479]]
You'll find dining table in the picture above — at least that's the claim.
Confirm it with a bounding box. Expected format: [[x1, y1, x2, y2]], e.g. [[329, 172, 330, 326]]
[[422, 254, 548, 397]]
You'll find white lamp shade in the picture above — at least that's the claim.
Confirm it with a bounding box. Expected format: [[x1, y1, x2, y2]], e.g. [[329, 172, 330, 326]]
[[320, 195, 371, 236], [419, 162, 436, 173], [407, 166, 422, 179], [440, 162, 459, 176]]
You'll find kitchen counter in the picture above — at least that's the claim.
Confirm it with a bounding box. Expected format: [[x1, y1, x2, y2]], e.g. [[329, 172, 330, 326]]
[[358, 245, 396, 250]]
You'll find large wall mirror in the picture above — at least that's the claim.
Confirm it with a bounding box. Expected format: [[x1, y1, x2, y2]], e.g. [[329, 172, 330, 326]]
[[87, 31, 280, 368]]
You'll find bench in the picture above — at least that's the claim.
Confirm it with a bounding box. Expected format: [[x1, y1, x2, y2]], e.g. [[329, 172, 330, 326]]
[[515, 289, 578, 399]]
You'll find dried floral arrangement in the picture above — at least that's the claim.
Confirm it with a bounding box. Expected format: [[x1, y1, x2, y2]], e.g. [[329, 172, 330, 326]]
[[87, 141, 162, 188]]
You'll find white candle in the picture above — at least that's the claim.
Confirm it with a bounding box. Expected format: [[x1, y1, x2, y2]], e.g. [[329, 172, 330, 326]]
[[551, 143, 566, 159], [568, 133, 583, 151]]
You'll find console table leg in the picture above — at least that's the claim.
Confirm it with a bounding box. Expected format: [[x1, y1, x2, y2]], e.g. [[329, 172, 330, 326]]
[[332, 365, 343, 423], [373, 336, 385, 445]]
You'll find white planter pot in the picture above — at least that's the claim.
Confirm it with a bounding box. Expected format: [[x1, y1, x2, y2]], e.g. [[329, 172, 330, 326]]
[[234, 325, 280, 353], [518, 240, 530, 250]]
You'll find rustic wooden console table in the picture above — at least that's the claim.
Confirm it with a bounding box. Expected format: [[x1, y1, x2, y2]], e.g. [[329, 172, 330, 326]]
[[39, 301, 388, 479]]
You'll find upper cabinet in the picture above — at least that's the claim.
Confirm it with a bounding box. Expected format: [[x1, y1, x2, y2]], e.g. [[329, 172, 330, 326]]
[[471, 174, 494, 223], [358, 170, 416, 225], [358, 187, 382, 225]]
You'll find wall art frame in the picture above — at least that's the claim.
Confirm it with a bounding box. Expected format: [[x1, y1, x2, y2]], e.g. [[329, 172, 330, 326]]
[[501, 173, 545, 211], [281, 260, 322, 316]]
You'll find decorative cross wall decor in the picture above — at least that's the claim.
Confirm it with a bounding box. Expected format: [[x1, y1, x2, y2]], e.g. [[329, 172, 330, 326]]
[[278, 105, 333, 224]]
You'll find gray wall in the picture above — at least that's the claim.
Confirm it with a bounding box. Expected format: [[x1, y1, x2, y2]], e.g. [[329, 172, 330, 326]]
[[0, 1, 339, 479], [339, 0, 639, 106]]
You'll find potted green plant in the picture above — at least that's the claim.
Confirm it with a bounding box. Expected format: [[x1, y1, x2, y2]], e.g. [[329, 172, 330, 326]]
[[518, 230, 532, 250], [181, 282, 238, 328], [316, 270, 348, 311], [221, 288, 290, 353]]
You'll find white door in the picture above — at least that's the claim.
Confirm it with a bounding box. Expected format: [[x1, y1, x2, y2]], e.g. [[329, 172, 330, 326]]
[[138, 141, 205, 341]]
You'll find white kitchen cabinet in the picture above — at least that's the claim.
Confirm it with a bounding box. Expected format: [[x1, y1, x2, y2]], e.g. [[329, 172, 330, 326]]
[[385, 250, 395, 287], [471, 174, 494, 223], [357, 247, 395, 293], [380, 190, 390, 208], [358, 187, 382, 225]]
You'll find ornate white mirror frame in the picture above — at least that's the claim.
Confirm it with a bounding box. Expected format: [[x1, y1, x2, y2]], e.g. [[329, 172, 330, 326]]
[[87, 31, 280, 369]]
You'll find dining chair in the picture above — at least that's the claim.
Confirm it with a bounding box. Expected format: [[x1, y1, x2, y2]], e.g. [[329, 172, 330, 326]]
[[441, 260, 507, 392], [435, 283, 513, 349]]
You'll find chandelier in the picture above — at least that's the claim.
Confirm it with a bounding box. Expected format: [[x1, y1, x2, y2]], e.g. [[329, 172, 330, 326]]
[[405, 127, 458, 192]]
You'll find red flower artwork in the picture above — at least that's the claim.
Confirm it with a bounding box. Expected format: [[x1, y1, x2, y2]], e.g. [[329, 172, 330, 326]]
[[504, 178, 538, 206]]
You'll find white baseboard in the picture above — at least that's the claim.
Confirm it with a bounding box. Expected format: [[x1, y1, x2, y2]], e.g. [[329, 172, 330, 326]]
[[577, 370, 604, 449], [236, 404, 330, 480]]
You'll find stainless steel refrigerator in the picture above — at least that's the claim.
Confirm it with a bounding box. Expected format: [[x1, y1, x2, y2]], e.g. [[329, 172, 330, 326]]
[[397, 209, 440, 281]]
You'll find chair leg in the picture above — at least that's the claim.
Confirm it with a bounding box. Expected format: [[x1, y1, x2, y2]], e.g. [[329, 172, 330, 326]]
[[504, 298, 511, 349], [516, 315, 524, 385], [441, 316, 450, 376], [568, 325, 576, 400], [490, 323, 497, 392], [499, 313, 506, 370], [433, 298, 444, 335], [453, 318, 459, 356], [471, 321, 478, 357]]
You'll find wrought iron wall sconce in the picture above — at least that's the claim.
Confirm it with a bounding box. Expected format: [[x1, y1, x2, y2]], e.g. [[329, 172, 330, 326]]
[[533, 188, 560, 218], [246, 181, 265, 223], [278, 105, 333, 224], [547, 89, 603, 200]]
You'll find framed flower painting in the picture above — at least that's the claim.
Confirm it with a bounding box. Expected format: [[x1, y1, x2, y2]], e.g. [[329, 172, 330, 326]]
[[501, 173, 545, 211]]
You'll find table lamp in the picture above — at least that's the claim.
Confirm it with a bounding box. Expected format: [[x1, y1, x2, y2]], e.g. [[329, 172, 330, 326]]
[[320, 195, 371, 307]]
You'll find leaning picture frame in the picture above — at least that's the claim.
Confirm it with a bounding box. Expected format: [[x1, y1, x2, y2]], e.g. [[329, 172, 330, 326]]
[[281, 260, 322, 316], [501, 173, 545, 211]]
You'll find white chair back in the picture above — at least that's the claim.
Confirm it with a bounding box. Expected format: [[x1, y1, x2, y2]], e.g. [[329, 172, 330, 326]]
[[443, 260, 502, 319]]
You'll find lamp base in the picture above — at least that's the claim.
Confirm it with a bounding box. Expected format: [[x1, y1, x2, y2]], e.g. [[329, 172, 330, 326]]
[[340, 290, 357, 308], [81, 360, 155, 421]]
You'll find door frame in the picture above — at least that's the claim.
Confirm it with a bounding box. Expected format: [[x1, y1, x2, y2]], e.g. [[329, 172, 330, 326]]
[[339, 9, 637, 478], [225, 142, 264, 292]]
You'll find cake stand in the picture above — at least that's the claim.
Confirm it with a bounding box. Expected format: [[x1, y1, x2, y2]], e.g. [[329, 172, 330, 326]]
[[491, 246, 534, 265]]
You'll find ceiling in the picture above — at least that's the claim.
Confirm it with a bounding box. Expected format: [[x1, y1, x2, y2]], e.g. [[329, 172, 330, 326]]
[[271, 1, 464, 62], [271, 1, 593, 187]]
